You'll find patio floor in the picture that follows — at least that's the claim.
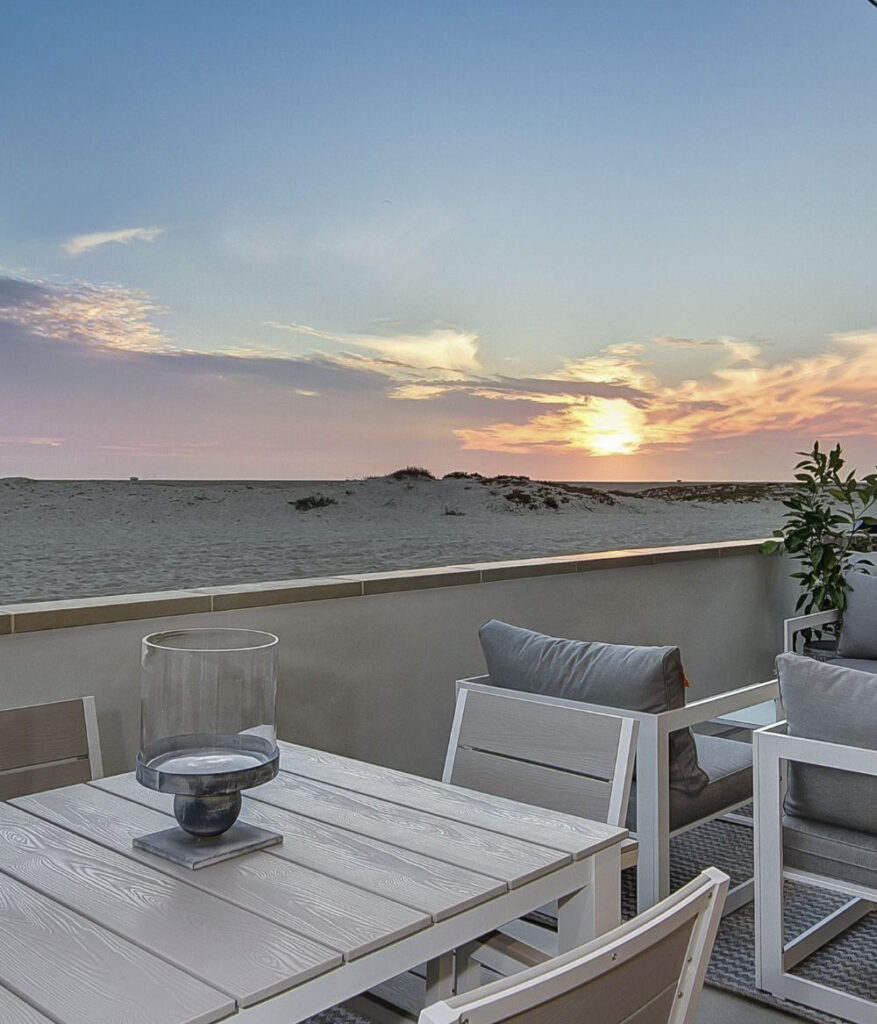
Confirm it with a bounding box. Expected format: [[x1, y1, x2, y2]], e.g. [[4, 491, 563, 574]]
[[699, 988, 800, 1022]]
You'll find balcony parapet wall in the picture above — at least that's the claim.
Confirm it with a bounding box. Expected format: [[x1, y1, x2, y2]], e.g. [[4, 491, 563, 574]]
[[0, 539, 798, 779], [0, 538, 766, 635]]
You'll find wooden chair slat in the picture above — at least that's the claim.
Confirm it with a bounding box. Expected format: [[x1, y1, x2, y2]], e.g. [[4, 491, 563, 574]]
[[451, 748, 612, 822], [0, 760, 93, 802], [457, 689, 622, 780], [0, 697, 101, 799], [0, 699, 88, 772]]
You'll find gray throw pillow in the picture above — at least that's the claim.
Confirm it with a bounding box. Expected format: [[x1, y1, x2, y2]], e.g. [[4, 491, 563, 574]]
[[776, 652, 877, 834], [478, 620, 708, 796], [837, 570, 877, 659]]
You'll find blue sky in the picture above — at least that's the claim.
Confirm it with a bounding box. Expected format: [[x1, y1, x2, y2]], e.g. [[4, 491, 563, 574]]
[[2, 1, 877, 479]]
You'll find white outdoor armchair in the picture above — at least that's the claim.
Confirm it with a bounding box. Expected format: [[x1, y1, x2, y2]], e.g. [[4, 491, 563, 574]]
[[460, 673, 778, 913], [783, 608, 840, 655], [468, 619, 780, 914], [754, 653, 877, 1024], [784, 571, 877, 669]]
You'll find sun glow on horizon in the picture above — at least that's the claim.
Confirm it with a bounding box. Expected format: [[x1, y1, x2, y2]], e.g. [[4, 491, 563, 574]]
[[571, 399, 646, 456]]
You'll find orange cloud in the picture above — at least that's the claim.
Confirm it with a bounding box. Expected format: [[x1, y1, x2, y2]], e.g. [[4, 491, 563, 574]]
[[456, 332, 877, 456]]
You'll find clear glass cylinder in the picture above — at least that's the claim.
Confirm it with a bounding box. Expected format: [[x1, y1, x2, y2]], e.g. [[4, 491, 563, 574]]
[[139, 627, 279, 782]]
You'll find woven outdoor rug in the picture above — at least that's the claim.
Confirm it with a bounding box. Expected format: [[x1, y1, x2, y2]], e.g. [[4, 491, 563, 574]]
[[308, 816, 875, 1024], [623, 815, 877, 1023]]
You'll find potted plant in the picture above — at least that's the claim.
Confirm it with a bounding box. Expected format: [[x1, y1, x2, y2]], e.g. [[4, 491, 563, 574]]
[[762, 442, 877, 656]]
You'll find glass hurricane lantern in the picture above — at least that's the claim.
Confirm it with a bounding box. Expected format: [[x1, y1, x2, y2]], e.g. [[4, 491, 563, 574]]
[[134, 628, 283, 868]]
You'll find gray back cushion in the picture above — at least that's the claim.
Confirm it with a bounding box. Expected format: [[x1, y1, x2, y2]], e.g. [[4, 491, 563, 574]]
[[479, 620, 707, 795], [776, 653, 877, 834], [838, 570, 877, 659]]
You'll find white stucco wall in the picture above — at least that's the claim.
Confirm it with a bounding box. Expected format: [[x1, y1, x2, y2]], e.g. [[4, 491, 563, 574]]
[[0, 544, 799, 778]]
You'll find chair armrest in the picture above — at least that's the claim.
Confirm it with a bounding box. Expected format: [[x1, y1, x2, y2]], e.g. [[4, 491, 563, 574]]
[[458, 675, 780, 736], [783, 609, 840, 653], [457, 674, 490, 696], [755, 721, 877, 775], [655, 679, 779, 733]]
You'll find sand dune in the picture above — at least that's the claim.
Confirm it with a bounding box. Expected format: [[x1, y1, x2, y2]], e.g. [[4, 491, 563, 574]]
[[0, 472, 792, 604]]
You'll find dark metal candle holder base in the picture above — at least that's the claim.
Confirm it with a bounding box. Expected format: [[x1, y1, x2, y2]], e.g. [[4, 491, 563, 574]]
[[133, 821, 282, 869]]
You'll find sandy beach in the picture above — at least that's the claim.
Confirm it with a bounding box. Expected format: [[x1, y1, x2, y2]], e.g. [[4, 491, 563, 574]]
[[0, 472, 793, 605]]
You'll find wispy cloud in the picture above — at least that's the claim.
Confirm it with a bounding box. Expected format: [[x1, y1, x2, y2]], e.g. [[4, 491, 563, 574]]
[[266, 320, 482, 381], [314, 207, 454, 273], [63, 226, 165, 256], [0, 436, 64, 447], [0, 275, 169, 352], [264, 320, 336, 340]]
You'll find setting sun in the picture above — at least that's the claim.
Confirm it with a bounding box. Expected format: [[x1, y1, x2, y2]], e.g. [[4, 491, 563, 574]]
[[572, 399, 645, 457]]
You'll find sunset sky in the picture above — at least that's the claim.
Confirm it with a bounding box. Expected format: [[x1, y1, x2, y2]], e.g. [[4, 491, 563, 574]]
[[2, 1, 877, 480]]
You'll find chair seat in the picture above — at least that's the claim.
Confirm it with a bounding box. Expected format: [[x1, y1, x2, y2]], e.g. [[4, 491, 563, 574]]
[[831, 658, 877, 675], [784, 814, 877, 892], [626, 733, 752, 832]]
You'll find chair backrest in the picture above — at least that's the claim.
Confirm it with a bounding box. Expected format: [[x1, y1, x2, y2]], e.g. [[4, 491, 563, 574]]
[[420, 867, 728, 1024], [0, 696, 103, 800], [443, 682, 637, 827]]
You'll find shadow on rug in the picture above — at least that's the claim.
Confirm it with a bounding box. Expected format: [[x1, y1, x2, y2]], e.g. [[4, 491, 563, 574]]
[[624, 817, 877, 1024]]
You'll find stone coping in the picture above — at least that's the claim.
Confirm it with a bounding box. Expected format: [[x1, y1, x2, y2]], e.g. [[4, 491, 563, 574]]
[[0, 539, 767, 635]]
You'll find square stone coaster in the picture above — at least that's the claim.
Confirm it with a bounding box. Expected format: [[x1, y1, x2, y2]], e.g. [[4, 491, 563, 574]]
[[134, 821, 282, 868]]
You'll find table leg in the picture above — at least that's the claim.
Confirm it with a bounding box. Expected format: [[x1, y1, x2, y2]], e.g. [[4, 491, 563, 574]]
[[425, 952, 455, 1004], [453, 941, 482, 994], [557, 844, 621, 952]]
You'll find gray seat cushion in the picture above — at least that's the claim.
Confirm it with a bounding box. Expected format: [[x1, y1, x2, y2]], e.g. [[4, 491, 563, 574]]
[[832, 657, 877, 675], [838, 570, 877, 659], [479, 619, 707, 796], [625, 733, 752, 832], [784, 815, 877, 892], [776, 653, 877, 834]]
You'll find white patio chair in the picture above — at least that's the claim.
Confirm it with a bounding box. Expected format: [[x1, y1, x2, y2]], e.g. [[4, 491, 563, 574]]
[[421, 868, 729, 1024], [754, 653, 877, 1024], [444, 685, 639, 970], [443, 684, 639, 864], [0, 696, 103, 800], [365, 688, 638, 1014]]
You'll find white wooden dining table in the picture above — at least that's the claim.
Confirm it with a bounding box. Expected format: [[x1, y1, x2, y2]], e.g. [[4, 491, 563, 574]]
[[0, 739, 626, 1024]]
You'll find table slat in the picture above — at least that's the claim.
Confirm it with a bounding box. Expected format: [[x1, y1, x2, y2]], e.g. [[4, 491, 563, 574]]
[[0, 802, 340, 1006], [278, 741, 624, 857], [0, 986, 54, 1024], [0, 871, 234, 1024], [88, 775, 507, 921], [250, 770, 571, 886], [16, 783, 430, 961]]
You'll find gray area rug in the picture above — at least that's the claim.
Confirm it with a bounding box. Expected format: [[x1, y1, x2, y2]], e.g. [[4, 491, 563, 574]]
[[627, 816, 877, 1024], [311, 816, 875, 1024]]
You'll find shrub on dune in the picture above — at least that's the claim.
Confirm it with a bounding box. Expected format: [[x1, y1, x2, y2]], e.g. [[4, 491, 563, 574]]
[[388, 467, 435, 481]]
